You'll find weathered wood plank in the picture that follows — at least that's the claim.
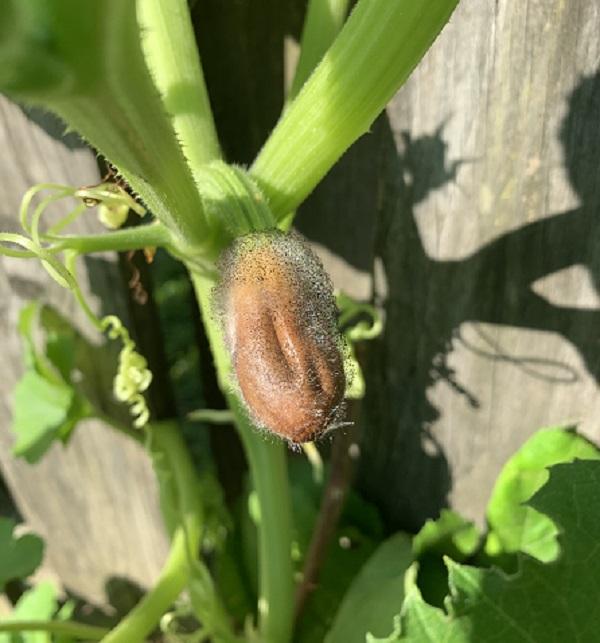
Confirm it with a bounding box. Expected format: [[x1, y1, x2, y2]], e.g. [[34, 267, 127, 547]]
[[297, 0, 600, 529], [0, 97, 168, 604]]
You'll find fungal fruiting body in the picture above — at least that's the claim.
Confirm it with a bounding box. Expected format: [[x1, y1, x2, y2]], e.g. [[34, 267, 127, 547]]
[[215, 230, 345, 443]]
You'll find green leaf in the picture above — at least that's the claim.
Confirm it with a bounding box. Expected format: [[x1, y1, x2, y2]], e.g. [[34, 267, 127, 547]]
[[17, 303, 61, 384], [281, 457, 385, 643], [11, 371, 74, 463], [394, 460, 600, 642], [54, 600, 76, 643], [41, 309, 77, 383], [485, 425, 600, 562], [0, 1, 97, 99], [413, 510, 479, 561], [17, 302, 40, 371], [0, 518, 44, 590], [12, 304, 102, 463], [411, 510, 480, 609], [0, 581, 57, 643], [296, 526, 381, 643], [325, 533, 412, 643], [213, 535, 254, 626]]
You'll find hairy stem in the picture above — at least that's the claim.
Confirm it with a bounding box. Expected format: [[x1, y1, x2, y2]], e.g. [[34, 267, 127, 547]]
[[289, 0, 349, 100], [295, 401, 361, 620], [251, 0, 458, 220], [151, 421, 237, 642], [47, 222, 172, 254], [0, 620, 108, 640], [104, 421, 234, 642], [138, 0, 221, 170], [191, 273, 295, 643], [102, 526, 190, 643], [130, 5, 296, 635], [1, 1, 209, 252]]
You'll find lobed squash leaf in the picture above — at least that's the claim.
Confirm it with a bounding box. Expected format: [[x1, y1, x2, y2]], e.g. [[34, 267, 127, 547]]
[[0, 518, 44, 590], [374, 460, 600, 642]]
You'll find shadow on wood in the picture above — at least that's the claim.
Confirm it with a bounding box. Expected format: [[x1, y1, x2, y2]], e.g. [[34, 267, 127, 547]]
[[299, 66, 600, 532]]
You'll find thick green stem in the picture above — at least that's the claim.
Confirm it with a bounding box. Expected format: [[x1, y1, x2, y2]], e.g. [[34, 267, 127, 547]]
[[1, 1, 210, 253], [193, 162, 276, 238], [137, 0, 221, 170], [52, 1, 207, 249], [104, 421, 234, 643], [191, 273, 295, 643], [102, 526, 190, 643], [102, 422, 198, 643], [0, 620, 108, 640], [289, 0, 349, 100], [233, 400, 295, 643], [251, 0, 458, 219], [150, 421, 204, 539]]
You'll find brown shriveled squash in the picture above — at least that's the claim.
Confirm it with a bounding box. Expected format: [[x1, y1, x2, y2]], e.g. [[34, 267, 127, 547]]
[[215, 231, 345, 443]]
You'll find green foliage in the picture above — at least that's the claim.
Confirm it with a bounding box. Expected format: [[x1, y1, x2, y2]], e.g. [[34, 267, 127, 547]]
[[325, 534, 412, 643], [411, 510, 480, 610], [11, 303, 92, 463], [213, 534, 255, 628], [0, 582, 57, 643], [413, 510, 479, 561], [484, 425, 600, 563], [296, 526, 381, 643], [387, 460, 600, 642], [278, 458, 385, 643], [251, 0, 460, 219], [0, 518, 43, 591], [12, 372, 75, 463], [289, 0, 350, 100], [0, 1, 100, 99], [0, 0, 207, 252], [148, 421, 205, 542], [53, 601, 77, 643], [364, 427, 600, 641]]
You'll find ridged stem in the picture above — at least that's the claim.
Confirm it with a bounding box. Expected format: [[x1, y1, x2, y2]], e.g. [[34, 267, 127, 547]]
[[289, 0, 349, 100], [47, 222, 172, 254], [137, 0, 222, 169], [191, 273, 295, 643], [103, 421, 234, 643], [251, 0, 459, 220], [0, 620, 108, 640], [2, 0, 210, 253]]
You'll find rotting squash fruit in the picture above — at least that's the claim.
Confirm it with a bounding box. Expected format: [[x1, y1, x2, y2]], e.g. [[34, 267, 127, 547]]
[[215, 230, 345, 443]]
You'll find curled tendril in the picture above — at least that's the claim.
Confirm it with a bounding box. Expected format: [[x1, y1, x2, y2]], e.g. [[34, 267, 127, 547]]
[[1, 181, 145, 291], [101, 315, 153, 428], [0, 232, 78, 289], [1, 181, 153, 430], [336, 291, 383, 400]]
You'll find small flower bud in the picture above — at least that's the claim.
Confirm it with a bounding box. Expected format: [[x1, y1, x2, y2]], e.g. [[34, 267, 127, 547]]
[[98, 202, 129, 229], [215, 231, 345, 443]]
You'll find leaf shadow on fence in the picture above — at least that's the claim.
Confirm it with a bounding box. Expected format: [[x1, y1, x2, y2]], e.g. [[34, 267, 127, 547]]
[[297, 69, 600, 532]]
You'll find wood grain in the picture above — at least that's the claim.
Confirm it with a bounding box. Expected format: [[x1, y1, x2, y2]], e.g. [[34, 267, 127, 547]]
[[0, 97, 169, 605], [297, 0, 600, 529]]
